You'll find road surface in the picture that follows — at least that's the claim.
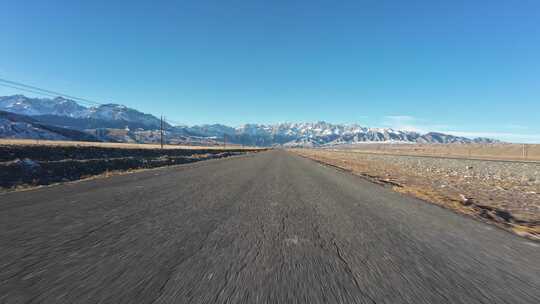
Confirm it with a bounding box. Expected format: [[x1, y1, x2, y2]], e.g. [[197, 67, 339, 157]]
[[1, 150, 539, 303]]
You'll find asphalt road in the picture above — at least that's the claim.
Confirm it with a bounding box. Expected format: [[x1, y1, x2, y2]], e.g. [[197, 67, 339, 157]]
[[1, 150, 539, 303]]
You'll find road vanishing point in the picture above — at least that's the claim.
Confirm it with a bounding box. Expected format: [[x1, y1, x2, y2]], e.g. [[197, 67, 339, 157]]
[[1, 150, 539, 303]]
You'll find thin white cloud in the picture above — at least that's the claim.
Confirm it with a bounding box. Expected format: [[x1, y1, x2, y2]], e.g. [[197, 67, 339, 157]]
[[384, 115, 415, 121], [381, 115, 424, 132], [504, 124, 529, 130], [380, 115, 540, 143]]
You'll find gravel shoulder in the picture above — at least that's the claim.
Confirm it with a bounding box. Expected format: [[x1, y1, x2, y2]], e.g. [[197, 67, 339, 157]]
[[292, 149, 540, 240]]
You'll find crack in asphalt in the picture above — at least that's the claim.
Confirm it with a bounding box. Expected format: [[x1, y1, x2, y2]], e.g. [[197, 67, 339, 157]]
[[332, 240, 377, 304]]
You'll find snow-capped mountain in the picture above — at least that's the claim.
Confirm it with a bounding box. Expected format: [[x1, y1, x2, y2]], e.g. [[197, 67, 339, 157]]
[[184, 122, 498, 146], [0, 110, 98, 141], [85, 104, 163, 127], [0, 95, 163, 129], [0, 95, 498, 145], [0, 95, 88, 117], [186, 124, 237, 137]]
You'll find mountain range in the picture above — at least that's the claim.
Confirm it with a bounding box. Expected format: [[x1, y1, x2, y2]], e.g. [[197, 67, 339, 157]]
[[0, 95, 165, 129], [0, 110, 98, 142], [0, 95, 498, 146]]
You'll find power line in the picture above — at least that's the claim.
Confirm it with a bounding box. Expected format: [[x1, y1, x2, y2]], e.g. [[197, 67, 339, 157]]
[[163, 118, 184, 126], [0, 83, 61, 100], [160, 115, 164, 149], [0, 78, 103, 106], [0, 77, 187, 127], [0, 78, 104, 106], [0, 82, 97, 108], [163, 116, 189, 127]]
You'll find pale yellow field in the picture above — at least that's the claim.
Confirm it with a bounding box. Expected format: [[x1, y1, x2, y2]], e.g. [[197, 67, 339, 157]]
[[0, 139, 261, 150], [328, 143, 540, 162]]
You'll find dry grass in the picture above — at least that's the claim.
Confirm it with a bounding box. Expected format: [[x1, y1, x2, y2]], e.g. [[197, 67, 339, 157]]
[[0, 150, 255, 193], [1, 156, 224, 194], [331, 143, 540, 162], [391, 185, 540, 239], [0, 139, 261, 150]]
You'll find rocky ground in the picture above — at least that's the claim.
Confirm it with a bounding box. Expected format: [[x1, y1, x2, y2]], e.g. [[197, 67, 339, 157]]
[[292, 149, 540, 240]]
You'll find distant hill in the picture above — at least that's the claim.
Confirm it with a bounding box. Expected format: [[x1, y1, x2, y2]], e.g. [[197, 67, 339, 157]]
[[0, 95, 499, 146], [0, 95, 167, 130], [32, 114, 162, 131], [0, 110, 99, 142], [416, 132, 496, 144]]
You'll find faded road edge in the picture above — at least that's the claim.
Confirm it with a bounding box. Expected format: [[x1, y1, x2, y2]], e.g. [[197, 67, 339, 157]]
[[291, 149, 540, 241]]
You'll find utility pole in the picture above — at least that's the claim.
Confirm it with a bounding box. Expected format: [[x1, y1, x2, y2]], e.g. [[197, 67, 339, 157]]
[[163, 116, 166, 147], [223, 133, 226, 149], [160, 115, 164, 149]]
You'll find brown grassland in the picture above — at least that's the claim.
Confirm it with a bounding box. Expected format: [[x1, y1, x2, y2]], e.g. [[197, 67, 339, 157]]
[[330, 142, 540, 162], [0, 138, 260, 150], [0, 140, 262, 191]]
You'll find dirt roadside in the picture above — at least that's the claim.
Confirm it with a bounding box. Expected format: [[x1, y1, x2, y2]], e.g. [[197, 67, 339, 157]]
[[0, 144, 264, 191]]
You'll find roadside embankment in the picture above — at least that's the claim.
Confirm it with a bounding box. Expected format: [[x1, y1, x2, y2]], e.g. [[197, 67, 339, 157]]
[[292, 148, 540, 240], [0, 144, 263, 191]]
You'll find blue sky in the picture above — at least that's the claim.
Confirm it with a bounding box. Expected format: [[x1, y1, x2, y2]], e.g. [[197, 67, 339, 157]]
[[1, 0, 539, 142]]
